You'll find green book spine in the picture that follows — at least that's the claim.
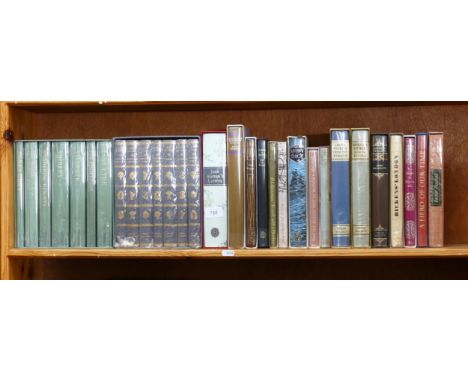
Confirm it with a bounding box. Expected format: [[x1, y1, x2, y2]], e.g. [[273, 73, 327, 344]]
[[96, 141, 114, 247], [52, 141, 70, 247], [268, 141, 278, 248], [38, 142, 52, 247], [70, 142, 86, 247], [24, 142, 39, 247], [86, 141, 97, 247], [15, 142, 25, 248]]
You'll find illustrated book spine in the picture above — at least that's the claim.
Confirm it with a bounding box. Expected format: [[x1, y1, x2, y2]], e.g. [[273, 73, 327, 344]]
[[51, 141, 70, 247], [416, 133, 428, 247], [268, 141, 278, 248], [331, 129, 350, 248], [70, 141, 86, 247], [319, 146, 331, 248], [404, 135, 417, 248], [371, 134, 389, 248], [277, 141, 288, 249], [151, 140, 163, 247], [307, 147, 320, 248], [114, 139, 127, 247], [202, 132, 228, 248], [38, 141, 52, 247], [96, 141, 113, 247], [245, 137, 257, 248], [14, 142, 25, 247], [351, 128, 371, 248], [138, 140, 154, 248], [287, 136, 308, 248], [187, 138, 202, 248], [24, 141, 39, 247], [428, 133, 444, 247], [390, 134, 404, 248], [125, 140, 139, 247], [176, 139, 188, 247], [162, 139, 177, 248], [256, 139, 269, 248], [86, 141, 97, 247]]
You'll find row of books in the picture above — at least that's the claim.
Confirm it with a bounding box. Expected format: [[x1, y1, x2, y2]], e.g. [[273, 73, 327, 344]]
[[15, 140, 113, 247], [203, 126, 444, 248]]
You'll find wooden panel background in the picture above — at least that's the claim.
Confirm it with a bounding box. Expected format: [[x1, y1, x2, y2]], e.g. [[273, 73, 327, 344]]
[[4, 101, 468, 279]]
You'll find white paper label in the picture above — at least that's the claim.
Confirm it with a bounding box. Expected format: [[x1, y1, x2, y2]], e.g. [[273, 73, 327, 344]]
[[221, 250, 235, 256], [205, 207, 224, 218]]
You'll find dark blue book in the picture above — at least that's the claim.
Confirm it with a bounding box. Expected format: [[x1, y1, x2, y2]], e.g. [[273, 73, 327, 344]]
[[137, 140, 153, 248], [151, 140, 163, 247], [176, 139, 188, 247], [256, 139, 269, 248], [162, 140, 177, 247], [114, 139, 127, 247], [125, 140, 139, 247], [187, 139, 201, 248], [287, 136, 308, 248], [331, 129, 351, 247]]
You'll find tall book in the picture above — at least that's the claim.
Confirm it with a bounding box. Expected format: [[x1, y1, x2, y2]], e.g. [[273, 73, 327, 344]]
[[330, 129, 350, 248], [51, 141, 70, 247], [245, 137, 257, 248], [24, 142, 39, 247], [151, 140, 164, 247], [227, 124, 249, 248], [38, 141, 52, 247], [287, 136, 308, 248], [96, 141, 113, 247], [70, 141, 86, 247], [307, 147, 320, 248], [351, 128, 371, 248], [202, 132, 228, 248], [268, 141, 278, 248], [428, 132, 444, 247], [416, 133, 428, 247], [404, 135, 417, 248], [114, 140, 127, 247], [125, 140, 139, 247], [371, 134, 389, 248], [319, 146, 331, 248], [389, 133, 404, 248], [256, 139, 269, 248], [162, 140, 177, 248], [277, 141, 288, 248], [86, 141, 97, 247], [176, 139, 188, 247], [187, 138, 201, 248], [14, 142, 25, 248], [138, 140, 154, 248]]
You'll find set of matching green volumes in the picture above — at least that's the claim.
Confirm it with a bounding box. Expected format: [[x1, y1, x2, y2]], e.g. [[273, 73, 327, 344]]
[[113, 137, 201, 248], [14, 140, 113, 248]]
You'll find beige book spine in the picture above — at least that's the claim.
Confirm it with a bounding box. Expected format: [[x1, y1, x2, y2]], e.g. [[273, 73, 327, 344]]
[[390, 134, 404, 247]]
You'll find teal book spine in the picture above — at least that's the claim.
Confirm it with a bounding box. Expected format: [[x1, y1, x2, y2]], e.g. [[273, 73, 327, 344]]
[[137, 140, 153, 248], [151, 140, 163, 247], [86, 141, 97, 247], [176, 139, 188, 247], [114, 140, 127, 247], [15, 142, 25, 248], [51, 141, 70, 247], [187, 139, 201, 248], [162, 140, 177, 247], [96, 141, 113, 247], [125, 140, 139, 247], [24, 142, 39, 247], [70, 142, 86, 247], [38, 141, 52, 247]]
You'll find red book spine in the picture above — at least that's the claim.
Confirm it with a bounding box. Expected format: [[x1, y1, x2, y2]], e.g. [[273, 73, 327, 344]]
[[404, 136, 417, 247], [307, 148, 320, 248], [416, 134, 428, 247]]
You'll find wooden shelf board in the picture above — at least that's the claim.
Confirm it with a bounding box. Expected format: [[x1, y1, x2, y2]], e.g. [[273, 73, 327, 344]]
[[8, 246, 468, 259]]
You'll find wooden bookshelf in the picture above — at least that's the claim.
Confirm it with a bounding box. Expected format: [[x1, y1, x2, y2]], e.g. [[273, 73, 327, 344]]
[[2, 101, 468, 279]]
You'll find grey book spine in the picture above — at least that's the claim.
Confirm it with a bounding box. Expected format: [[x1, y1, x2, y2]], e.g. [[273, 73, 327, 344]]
[[137, 140, 153, 248], [15, 142, 25, 248], [114, 140, 127, 247], [24, 142, 39, 247], [176, 139, 188, 247], [38, 141, 52, 247], [125, 140, 139, 247], [51, 141, 70, 247], [277, 141, 288, 248], [162, 140, 177, 247], [70, 142, 86, 247], [86, 141, 97, 247], [96, 141, 113, 247], [151, 140, 163, 247], [319, 147, 331, 248], [187, 139, 202, 248]]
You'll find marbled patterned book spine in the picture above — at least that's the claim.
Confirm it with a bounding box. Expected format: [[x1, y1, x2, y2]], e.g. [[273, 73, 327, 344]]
[[137, 140, 153, 248], [404, 135, 417, 248], [114, 140, 127, 247], [187, 139, 202, 248], [24, 141, 39, 247], [428, 133, 444, 247], [331, 129, 350, 248], [256, 139, 269, 248], [416, 133, 428, 247], [151, 140, 164, 247], [162, 140, 177, 248], [202, 132, 228, 248], [51, 141, 70, 247], [125, 140, 140, 247], [277, 141, 288, 249], [319, 146, 331, 248], [70, 141, 86, 247], [96, 141, 113, 247], [86, 141, 97, 247], [176, 139, 188, 247], [287, 136, 308, 248], [245, 137, 257, 248], [15, 142, 25, 248], [351, 128, 371, 248], [390, 134, 404, 248], [268, 141, 278, 248], [38, 141, 52, 247], [308, 147, 320, 248]]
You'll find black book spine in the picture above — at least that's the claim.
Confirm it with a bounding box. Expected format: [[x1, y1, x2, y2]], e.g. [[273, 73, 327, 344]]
[[256, 139, 269, 248]]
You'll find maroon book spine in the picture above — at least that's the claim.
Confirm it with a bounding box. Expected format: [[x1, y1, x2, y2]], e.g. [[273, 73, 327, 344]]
[[404, 136, 417, 247], [416, 134, 428, 247]]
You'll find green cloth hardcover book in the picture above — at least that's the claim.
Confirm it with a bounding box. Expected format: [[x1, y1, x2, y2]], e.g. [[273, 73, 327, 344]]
[[70, 142, 86, 247], [52, 141, 70, 247], [38, 141, 52, 247], [96, 141, 113, 247], [86, 141, 97, 247], [24, 142, 39, 247]]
